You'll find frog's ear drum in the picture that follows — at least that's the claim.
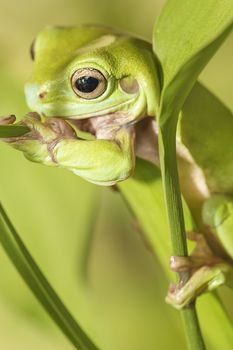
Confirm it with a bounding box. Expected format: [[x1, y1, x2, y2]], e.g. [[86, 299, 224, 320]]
[[30, 40, 36, 61]]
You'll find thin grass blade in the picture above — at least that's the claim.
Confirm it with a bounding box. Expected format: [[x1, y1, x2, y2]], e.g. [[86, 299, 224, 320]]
[[0, 202, 99, 350]]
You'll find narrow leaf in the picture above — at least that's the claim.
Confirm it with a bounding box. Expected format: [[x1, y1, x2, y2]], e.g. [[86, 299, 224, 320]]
[[0, 125, 30, 137], [0, 202, 99, 350]]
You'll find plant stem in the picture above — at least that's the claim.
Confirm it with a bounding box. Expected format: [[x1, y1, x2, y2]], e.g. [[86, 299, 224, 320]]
[[182, 306, 206, 350], [0, 124, 30, 137], [158, 122, 206, 350]]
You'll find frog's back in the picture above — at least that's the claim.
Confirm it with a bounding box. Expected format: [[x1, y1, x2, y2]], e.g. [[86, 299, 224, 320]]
[[180, 82, 233, 194]]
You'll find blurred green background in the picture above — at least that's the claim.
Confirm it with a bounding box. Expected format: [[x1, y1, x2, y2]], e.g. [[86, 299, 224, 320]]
[[0, 0, 232, 349]]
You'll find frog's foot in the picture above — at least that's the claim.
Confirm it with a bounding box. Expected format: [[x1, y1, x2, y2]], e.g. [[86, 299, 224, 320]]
[[1, 112, 76, 142], [0, 112, 77, 165], [166, 232, 233, 309]]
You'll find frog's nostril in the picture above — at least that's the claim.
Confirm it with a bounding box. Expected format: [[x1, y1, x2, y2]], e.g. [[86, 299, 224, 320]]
[[38, 91, 48, 99]]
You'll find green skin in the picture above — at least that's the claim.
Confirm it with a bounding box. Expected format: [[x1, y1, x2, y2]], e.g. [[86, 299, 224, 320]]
[[1, 26, 233, 309]]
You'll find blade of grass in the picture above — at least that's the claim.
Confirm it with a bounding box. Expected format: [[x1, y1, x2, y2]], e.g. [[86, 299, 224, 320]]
[[0, 202, 99, 350], [0, 125, 30, 137], [159, 121, 206, 350]]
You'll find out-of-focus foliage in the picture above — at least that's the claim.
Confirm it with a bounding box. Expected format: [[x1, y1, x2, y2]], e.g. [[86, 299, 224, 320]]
[[0, 0, 232, 349]]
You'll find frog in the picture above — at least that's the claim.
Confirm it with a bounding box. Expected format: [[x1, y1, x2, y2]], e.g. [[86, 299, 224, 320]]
[[5, 25, 160, 186], [1, 25, 233, 309]]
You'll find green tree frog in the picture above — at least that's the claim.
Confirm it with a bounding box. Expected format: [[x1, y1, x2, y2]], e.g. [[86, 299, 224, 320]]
[[1, 25, 233, 309]]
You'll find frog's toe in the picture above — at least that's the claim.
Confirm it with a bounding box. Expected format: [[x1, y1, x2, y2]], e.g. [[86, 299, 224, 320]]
[[0, 115, 16, 125], [170, 255, 194, 273]]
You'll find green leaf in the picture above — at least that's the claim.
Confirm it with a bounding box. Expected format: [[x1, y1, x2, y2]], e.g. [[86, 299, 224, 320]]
[[154, 0, 233, 125], [181, 81, 233, 186], [119, 159, 193, 272], [0, 125, 30, 138], [0, 202, 99, 350], [119, 82, 233, 349]]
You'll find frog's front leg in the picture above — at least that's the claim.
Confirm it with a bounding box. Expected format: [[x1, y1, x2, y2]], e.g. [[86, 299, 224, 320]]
[[52, 124, 135, 185], [166, 195, 233, 309], [1, 113, 135, 186]]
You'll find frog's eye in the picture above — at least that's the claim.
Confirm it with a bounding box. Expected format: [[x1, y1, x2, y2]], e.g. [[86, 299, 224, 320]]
[[71, 68, 107, 100], [30, 40, 36, 61]]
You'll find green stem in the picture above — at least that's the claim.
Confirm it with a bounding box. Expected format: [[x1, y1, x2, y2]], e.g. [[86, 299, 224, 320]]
[[0, 124, 30, 137], [182, 306, 206, 350], [158, 122, 206, 350], [0, 202, 99, 350]]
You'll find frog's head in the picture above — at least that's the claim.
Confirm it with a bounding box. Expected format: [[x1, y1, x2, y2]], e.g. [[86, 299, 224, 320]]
[[25, 26, 160, 125]]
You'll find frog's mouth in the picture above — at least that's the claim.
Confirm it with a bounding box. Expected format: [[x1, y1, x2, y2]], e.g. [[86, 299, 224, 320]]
[[64, 110, 139, 140]]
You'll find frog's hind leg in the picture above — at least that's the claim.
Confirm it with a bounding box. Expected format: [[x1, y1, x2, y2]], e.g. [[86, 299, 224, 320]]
[[203, 194, 233, 261], [166, 231, 233, 309]]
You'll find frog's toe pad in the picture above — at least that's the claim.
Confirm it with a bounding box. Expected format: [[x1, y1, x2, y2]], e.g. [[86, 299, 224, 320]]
[[0, 115, 16, 125]]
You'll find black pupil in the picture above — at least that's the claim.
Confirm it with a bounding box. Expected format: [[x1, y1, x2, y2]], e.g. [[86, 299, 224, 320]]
[[75, 76, 99, 93]]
